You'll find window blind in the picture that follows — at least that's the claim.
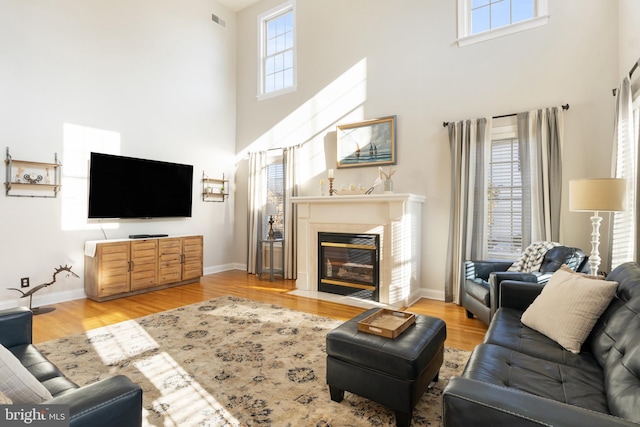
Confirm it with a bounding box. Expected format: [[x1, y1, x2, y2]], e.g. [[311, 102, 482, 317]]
[[487, 138, 523, 259], [264, 157, 285, 238]]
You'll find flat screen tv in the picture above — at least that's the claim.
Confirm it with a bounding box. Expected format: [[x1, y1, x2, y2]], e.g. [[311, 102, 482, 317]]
[[88, 152, 194, 219]]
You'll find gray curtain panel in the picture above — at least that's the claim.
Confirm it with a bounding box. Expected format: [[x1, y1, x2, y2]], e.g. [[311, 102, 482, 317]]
[[518, 107, 563, 245], [247, 151, 267, 274], [445, 118, 488, 303], [283, 145, 299, 280]]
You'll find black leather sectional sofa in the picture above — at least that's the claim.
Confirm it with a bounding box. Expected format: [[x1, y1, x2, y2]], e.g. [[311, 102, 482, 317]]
[[0, 307, 142, 427], [443, 262, 640, 426]]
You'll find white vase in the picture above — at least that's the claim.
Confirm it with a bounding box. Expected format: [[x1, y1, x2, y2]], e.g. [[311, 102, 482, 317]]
[[384, 178, 394, 193]]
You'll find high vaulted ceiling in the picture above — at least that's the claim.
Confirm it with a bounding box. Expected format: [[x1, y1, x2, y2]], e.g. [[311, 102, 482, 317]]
[[217, 0, 260, 12]]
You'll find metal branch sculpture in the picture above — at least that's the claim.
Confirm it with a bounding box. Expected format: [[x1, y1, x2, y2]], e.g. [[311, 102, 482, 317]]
[[8, 264, 79, 313]]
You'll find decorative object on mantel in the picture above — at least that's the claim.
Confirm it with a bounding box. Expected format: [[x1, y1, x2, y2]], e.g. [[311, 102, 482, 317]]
[[337, 116, 396, 168], [327, 168, 338, 196], [379, 166, 396, 193], [7, 264, 79, 314], [569, 178, 626, 276]]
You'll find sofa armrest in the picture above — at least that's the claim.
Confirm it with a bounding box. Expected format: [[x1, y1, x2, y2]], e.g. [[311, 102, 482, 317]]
[[465, 260, 513, 281], [0, 307, 32, 347], [488, 272, 538, 317], [47, 375, 142, 427], [496, 280, 545, 311], [443, 377, 638, 427]]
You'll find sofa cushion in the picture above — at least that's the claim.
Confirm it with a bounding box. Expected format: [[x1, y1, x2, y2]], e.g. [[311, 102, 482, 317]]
[[0, 344, 53, 403], [539, 246, 586, 273], [521, 267, 618, 353], [462, 343, 609, 414], [484, 308, 601, 369]]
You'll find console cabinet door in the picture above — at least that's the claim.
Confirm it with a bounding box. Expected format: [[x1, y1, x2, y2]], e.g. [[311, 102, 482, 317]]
[[182, 235, 203, 281], [158, 238, 182, 285], [130, 239, 158, 291], [94, 241, 130, 297]]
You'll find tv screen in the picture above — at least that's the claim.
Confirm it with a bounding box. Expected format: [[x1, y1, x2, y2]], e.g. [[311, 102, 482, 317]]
[[88, 152, 194, 219]]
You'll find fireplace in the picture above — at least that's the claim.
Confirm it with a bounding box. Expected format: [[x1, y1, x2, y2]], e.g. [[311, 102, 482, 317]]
[[318, 232, 380, 302], [292, 194, 425, 307]]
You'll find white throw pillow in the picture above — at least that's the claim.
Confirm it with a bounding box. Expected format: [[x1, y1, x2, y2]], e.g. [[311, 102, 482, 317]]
[[0, 344, 53, 403], [521, 266, 618, 354]]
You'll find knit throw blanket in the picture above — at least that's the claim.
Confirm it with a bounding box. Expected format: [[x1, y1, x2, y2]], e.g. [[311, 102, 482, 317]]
[[507, 241, 560, 273]]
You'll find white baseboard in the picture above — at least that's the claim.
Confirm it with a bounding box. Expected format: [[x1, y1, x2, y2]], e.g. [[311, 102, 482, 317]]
[[419, 288, 445, 301], [0, 289, 86, 311]]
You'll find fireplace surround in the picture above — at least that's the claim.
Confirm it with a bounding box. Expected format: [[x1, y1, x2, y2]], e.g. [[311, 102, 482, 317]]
[[292, 194, 425, 307]]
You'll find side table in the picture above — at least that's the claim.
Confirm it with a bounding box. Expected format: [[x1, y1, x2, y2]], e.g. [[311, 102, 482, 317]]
[[257, 238, 284, 281]]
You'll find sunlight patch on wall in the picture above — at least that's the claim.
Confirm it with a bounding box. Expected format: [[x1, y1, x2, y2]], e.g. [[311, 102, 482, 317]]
[[238, 58, 368, 184], [61, 123, 120, 231]]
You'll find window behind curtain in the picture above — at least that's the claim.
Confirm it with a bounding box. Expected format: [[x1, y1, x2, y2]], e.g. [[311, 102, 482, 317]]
[[265, 156, 285, 239], [611, 96, 639, 268], [487, 137, 523, 259]]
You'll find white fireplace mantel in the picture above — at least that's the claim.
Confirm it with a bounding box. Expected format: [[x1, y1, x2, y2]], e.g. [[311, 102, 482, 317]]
[[291, 193, 425, 308]]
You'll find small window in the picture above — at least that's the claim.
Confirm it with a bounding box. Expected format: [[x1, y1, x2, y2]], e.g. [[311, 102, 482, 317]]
[[457, 0, 549, 47], [258, 1, 296, 99]]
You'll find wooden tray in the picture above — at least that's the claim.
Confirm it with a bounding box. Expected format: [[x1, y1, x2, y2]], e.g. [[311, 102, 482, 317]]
[[357, 309, 416, 338]]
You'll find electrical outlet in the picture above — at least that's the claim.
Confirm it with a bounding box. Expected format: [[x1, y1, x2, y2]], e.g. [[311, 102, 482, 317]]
[[20, 277, 29, 288]]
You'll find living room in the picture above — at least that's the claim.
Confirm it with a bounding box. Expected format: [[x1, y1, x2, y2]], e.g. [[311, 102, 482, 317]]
[[1, 0, 637, 309], [2, 0, 640, 425]]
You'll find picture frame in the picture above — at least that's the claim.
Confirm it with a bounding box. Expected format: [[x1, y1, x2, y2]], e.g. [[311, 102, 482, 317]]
[[336, 116, 396, 168]]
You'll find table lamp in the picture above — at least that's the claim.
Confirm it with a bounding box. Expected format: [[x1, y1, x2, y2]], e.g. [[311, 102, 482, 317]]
[[569, 178, 627, 276]]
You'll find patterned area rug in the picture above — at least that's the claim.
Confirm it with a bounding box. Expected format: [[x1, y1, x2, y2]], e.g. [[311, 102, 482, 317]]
[[38, 296, 469, 426]]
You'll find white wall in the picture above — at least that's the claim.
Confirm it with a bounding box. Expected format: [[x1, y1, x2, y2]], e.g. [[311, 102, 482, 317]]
[[234, 0, 623, 300], [0, 0, 238, 308]]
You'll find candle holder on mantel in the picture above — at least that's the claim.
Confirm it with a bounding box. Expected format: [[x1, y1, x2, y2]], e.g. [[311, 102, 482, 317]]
[[267, 215, 275, 239], [328, 177, 338, 196]]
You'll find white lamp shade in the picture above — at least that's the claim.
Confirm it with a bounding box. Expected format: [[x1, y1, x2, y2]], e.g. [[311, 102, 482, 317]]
[[569, 178, 627, 212]]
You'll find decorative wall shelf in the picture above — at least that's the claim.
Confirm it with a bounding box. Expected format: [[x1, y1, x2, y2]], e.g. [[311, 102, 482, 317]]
[[4, 147, 62, 198], [202, 171, 228, 202]]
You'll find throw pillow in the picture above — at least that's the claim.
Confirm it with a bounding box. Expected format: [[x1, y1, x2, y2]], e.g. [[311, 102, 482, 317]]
[[521, 266, 618, 353], [0, 390, 12, 404], [0, 344, 53, 403]]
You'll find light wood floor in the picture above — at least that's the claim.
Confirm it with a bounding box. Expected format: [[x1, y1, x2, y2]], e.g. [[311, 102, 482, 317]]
[[32, 270, 487, 351]]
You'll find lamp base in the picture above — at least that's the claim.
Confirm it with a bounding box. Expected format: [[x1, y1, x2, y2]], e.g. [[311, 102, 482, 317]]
[[588, 212, 602, 276]]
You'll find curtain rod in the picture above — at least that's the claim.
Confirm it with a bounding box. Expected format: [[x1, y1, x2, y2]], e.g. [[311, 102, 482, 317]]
[[612, 59, 640, 96], [442, 104, 570, 128]]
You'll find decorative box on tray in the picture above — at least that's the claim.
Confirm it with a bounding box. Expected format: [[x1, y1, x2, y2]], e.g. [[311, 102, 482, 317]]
[[357, 309, 416, 338]]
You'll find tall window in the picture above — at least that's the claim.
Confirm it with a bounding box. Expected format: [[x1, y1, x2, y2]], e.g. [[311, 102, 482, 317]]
[[258, 1, 296, 98], [487, 138, 523, 259], [457, 0, 549, 46], [264, 155, 285, 239]]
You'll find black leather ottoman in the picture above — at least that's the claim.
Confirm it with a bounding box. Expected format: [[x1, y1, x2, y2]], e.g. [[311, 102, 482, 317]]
[[326, 308, 446, 427]]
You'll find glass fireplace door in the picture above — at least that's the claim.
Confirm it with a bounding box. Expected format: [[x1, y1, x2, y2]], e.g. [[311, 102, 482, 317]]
[[318, 232, 379, 301]]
